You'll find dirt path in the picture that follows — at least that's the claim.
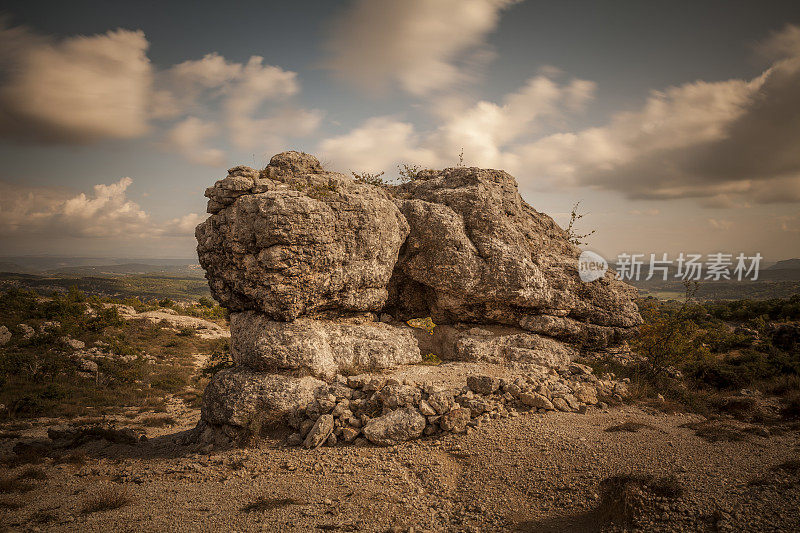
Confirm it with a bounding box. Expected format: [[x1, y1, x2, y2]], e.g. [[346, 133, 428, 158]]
[[2, 404, 799, 532]]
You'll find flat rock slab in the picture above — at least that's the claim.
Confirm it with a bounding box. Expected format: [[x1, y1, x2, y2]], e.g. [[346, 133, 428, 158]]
[[230, 311, 421, 379]]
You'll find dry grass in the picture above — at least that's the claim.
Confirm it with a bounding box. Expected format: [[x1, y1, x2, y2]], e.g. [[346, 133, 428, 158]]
[[605, 421, 652, 433], [140, 415, 177, 427], [0, 475, 36, 494], [241, 497, 301, 513], [680, 421, 747, 442], [80, 486, 129, 514], [52, 450, 87, 466], [30, 507, 59, 524], [15, 466, 47, 480], [771, 459, 800, 474]]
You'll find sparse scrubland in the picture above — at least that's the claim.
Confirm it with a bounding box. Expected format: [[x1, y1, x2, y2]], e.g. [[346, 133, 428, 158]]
[[0, 287, 228, 420]]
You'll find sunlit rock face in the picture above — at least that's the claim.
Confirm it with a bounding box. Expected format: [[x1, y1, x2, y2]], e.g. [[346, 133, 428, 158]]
[[196, 151, 409, 320], [385, 166, 642, 342], [189, 152, 642, 446]]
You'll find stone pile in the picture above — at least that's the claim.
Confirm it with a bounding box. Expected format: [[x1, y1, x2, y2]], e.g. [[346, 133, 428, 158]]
[[283, 363, 629, 448], [188, 151, 641, 446]]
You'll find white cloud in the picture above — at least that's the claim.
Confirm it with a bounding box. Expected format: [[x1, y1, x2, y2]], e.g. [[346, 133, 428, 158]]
[[0, 178, 202, 239], [0, 21, 321, 161], [628, 209, 660, 216], [320, 73, 595, 174], [164, 117, 226, 167], [320, 116, 438, 173], [0, 20, 152, 143], [707, 218, 734, 230], [325, 0, 519, 96], [161, 53, 320, 154], [511, 24, 800, 204], [162, 212, 208, 236]]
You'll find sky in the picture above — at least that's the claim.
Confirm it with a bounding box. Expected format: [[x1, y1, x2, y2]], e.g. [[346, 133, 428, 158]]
[[0, 0, 799, 261]]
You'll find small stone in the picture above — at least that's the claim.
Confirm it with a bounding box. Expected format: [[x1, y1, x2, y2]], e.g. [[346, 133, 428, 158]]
[[552, 397, 572, 412], [326, 434, 337, 446], [440, 408, 471, 433], [363, 408, 426, 446], [303, 414, 334, 449], [341, 427, 359, 442], [467, 375, 499, 395], [418, 400, 437, 416], [518, 392, 554, 410], [287, 433, 303, 446]]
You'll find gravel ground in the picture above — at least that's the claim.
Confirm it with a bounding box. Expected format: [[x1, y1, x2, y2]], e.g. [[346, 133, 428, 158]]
[[1, 404, 799, 532]]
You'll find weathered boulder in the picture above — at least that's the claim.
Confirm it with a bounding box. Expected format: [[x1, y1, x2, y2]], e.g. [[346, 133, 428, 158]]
[[385, 167, 641, 343], [196, 152, 409, 320], [363, 407, 426, 446], [414, 324, 577, 366], [229, 311, 421, 379], [0, 325, 10, 345], [200, 367, 326, 429]]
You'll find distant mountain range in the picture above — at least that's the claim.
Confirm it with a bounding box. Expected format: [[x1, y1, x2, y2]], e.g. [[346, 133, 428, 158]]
[[0, 256, 201, 276], [767, 258, 800, 271]]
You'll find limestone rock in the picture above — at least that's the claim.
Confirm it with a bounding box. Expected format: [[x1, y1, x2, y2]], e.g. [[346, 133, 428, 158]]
[[552, 397, 572, 412], [417, 325, 577, 367], [196, 152, 409, 320], [303, 414, 334, 449], [439, 407, 471, 433], [363, 407, 426, 446], [518, 392, 554, 410], [386, 167, 641, 343], [200, 367, 326, 428], [573, 385, 598, 405], [230, 312, 421, 379], [467, 375, 500, 395]]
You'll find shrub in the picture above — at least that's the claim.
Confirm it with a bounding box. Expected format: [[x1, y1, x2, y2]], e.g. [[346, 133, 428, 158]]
[[352, 171, 386, 186], [80, 487, 129, 514], [397, 163, 422, 182]]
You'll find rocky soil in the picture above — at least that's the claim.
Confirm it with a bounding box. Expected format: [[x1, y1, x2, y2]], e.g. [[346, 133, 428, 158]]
[[1, 399, 798, 532]]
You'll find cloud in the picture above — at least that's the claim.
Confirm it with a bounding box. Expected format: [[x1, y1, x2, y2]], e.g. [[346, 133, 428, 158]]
[[323, 23, 800, 206], [0, 19, 152, 143], [325, 0, 518, 96], [162, 212, 208, 236], [162, 54, 320, 153], [628, 209, 660, 216], [430, 75, 595, 168], [320, 73, 595, 173], [320, 116, 438, 172], [0, 21, 320, 159], [164, 117, 226, 167], [708, 218, 734, 230], [514, 24, 800, 204], [0, 178, 202, 239]]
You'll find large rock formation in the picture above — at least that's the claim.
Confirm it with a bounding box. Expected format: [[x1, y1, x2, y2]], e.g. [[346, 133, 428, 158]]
[[196, 153, 408, 320], [386, 167, 640, 347], [189, 151, 641, 445]]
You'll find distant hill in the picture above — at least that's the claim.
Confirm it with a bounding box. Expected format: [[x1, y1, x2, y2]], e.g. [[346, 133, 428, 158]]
[[768, 258, 800, 270], [0, 256, 200, 275]]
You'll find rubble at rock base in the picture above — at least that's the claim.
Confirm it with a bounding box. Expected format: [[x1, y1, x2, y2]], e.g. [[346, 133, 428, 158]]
[[188, 361, 631, 448]]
